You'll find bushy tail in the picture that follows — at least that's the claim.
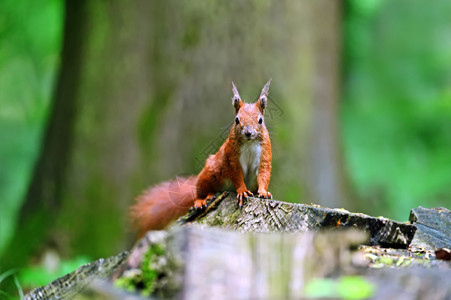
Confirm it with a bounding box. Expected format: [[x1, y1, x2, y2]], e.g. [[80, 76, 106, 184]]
[[130, 176, 198, 236]]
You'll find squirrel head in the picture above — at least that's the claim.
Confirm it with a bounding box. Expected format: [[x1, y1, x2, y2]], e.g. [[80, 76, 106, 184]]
[[231, 79, 271, 142]]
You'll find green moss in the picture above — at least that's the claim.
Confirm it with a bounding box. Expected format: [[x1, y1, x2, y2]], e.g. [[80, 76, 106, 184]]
[[337, 276, 375, 299], [115, 276, 138, 293], [379, 256, 394, 265], [304, 276, 374, 299], [211, 215, 224, 226], [115, 242, 167, 297], [368, 254, 432, 268], [141, 243, 166, 295], [140, 252, 157, 295], [223, 207, 243, 226]]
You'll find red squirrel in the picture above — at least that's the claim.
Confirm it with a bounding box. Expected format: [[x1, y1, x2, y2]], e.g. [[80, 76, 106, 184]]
[[130, 80, 272, 236]]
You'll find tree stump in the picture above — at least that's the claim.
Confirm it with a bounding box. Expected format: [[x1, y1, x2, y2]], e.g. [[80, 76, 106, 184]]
[[409, 206, 451, 250], [23, 196, 451, 300], [181, 192, 416, 248]]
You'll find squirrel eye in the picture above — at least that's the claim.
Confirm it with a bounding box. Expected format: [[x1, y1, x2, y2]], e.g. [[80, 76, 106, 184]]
[[235, 117, 240, 125], [258, 117, 263, 124]]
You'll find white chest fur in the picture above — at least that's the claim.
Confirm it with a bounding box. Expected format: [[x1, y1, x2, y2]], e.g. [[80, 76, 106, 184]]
[[240, 142, 261, 191]]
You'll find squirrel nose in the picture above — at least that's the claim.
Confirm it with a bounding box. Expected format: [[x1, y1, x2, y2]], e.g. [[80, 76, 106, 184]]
[[244, 126, 252, 138]]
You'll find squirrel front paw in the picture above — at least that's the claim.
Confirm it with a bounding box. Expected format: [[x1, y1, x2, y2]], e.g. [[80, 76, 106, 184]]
[[257, 190, 272, 199], [236, 190, 253, 208], [193, 194, 216, 210], [194, 199, 207, 209]]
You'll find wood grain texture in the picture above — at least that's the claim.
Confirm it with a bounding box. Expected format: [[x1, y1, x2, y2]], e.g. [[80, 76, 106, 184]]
[[182, 192, 416, 248]]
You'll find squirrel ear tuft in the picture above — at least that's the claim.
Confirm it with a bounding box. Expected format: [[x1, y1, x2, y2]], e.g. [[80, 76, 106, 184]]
[[232, 81, 243, 113], [258, 79, 271, 113]]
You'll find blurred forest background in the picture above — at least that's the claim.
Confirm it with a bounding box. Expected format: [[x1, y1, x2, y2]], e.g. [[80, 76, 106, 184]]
[[1, 0, 451, 293]]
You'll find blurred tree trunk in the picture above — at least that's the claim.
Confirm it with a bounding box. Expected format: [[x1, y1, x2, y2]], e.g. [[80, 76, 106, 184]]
[[306, 2, 356, 209], [3, 0, 356, 270], [2, 0, 154, 268]]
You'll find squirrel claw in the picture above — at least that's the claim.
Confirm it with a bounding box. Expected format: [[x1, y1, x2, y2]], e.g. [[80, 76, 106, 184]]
[[194, 199, 207, 210], [237, 199, 242, 208], [258, 190, 272, 199], [236, 190, 253, 207]]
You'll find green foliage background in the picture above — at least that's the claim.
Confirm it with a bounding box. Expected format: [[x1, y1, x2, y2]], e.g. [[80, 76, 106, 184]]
[[0, 0, 63, 254], [1, 0, 451, 260], [343, 0, 451, 220]]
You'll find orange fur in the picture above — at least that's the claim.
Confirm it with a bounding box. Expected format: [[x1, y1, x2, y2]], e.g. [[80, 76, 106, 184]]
[[130, 176, 197, 236], [131, 80, 273, 234]]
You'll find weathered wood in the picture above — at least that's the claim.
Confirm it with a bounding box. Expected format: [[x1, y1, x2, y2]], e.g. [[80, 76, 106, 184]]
[[117, 227, 367, 299], [367, 268, 451, 299], [24, 201, 451, 299], [117, 226, 451, 299], [77, 278, 148, 300], [359, 245, 450, 269], [24, 251, 128, 300], [181, 192, 416, 248], [24, 212, 451, 300], [409, 206, 451, 250], [24, 224, 451, 300]]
